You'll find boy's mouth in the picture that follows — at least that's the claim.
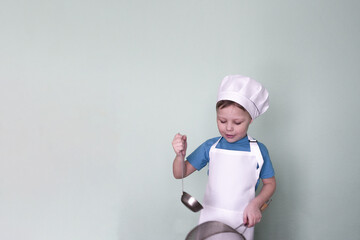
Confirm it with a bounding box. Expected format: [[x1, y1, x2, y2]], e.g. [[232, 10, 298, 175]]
[[225, 134, 235, 139]]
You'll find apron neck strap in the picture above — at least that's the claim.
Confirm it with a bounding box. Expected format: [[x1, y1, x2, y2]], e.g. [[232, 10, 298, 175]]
[[248, 135, 264, 179]]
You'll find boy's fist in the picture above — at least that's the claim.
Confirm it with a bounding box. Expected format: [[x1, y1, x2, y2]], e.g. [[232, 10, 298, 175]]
[[172, 133, 187, 157]]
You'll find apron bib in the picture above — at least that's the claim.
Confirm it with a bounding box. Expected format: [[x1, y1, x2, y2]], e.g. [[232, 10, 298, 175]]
[[199, 136, 263, 240]]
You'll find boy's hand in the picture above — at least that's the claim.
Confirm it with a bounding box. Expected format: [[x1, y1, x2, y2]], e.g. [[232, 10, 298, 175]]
[[172, 133, 187, 157], [243, 202, 262, 227]]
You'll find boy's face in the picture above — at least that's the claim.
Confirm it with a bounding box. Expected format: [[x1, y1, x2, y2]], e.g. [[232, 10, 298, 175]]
[[216, 104, 252, 143]]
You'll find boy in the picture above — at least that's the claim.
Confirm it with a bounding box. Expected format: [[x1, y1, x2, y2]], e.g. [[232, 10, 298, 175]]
[[172, 75, 276, 240]]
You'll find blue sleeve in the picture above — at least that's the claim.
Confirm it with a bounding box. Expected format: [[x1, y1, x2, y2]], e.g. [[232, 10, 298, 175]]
[[258, 142, 275, 179], [187, 137, 219, 170]]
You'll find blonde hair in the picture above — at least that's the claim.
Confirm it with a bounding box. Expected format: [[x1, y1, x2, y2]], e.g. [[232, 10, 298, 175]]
[[216, 100, 246, 111]]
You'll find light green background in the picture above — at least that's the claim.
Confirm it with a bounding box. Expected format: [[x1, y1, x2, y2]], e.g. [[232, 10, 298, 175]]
[[1, 1, 359, 239]]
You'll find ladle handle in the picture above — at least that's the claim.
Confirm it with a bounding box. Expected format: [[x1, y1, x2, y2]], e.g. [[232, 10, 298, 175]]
[[181, 161, 184, 192], [181, 155, 185, 193]]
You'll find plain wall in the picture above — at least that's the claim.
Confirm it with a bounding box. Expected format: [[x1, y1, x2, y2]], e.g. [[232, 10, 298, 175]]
[[1, 0, 360, 239]]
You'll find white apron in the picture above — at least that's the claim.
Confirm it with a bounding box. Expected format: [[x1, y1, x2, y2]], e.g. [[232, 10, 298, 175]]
[[198, 136, 264, 240]]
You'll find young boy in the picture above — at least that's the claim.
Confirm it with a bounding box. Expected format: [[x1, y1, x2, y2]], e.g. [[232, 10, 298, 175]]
[[172, 75, 276, 240]]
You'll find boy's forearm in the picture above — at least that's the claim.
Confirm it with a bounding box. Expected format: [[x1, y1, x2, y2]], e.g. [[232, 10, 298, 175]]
[[173, 156, 196, 179], [251, 177, 276, 209], [172, 155, 185, 179]]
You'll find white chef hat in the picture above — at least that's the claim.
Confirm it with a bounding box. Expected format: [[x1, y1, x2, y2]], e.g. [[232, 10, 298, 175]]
[[217, 75, 269, 119]]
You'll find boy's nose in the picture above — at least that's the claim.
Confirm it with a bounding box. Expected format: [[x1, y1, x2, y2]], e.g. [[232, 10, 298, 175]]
[[226, 124, 233, 131]]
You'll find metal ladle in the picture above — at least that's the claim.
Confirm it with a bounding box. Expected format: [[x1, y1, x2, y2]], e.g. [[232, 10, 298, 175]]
[[181, 160, 203, 212]]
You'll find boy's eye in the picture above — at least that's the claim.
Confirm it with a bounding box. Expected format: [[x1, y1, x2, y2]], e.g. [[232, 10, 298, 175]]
[[219, 120, 226, 123], [235, 122, 242, 125]]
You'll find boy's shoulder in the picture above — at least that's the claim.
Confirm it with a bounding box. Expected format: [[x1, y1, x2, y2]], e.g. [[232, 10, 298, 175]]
[[253, 139, 269, 155], [255, 140, 267, 148]]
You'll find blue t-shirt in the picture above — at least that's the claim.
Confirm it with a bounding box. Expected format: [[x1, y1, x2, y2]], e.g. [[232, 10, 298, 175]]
[[187, 135, 275, 188]]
